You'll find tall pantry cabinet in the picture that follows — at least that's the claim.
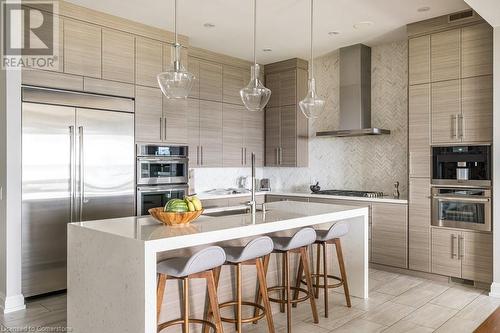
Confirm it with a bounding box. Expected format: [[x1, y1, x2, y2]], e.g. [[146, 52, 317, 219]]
[[407, 11, 493, 279]]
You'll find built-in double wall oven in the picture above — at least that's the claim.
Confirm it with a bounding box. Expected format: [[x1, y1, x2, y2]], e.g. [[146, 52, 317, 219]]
[[431, 145, 492, 232], [136, 144, 189, 216]]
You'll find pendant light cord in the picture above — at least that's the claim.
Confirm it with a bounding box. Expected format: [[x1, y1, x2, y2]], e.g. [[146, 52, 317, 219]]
[[174, 0, 178, 46], [253, 0, 257, 66], [309, 0, 314, 80]]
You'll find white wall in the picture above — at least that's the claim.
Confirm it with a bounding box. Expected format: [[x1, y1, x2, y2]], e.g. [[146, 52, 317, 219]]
[[0, 10, 25, 312]]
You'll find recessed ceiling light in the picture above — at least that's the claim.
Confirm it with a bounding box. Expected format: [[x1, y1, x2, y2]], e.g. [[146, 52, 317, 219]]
[[417, 6, 431, 12], [328, 31, 340, 36], [353, 21, 373, 30], [262, 48, 272, 52], [203, 23, 215, 28]]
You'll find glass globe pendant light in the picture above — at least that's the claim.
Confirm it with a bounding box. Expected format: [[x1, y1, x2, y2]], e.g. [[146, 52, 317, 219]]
[[240, 0, 271, 111], [157, 0, 194, 99], [299, 0, 325, 119]]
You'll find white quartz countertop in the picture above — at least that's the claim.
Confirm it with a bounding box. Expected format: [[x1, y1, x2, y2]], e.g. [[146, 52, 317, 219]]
[[197, 190, 407, 204], [70, 201, 369, 252]]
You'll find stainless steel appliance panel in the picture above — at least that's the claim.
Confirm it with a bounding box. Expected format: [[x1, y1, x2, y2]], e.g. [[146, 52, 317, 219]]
[[136, 157, 188, 185], [76, 108, 135, 221], [22, 102, 75, 297], [432, 187, 491, 232], [137, 185, 188, 216]]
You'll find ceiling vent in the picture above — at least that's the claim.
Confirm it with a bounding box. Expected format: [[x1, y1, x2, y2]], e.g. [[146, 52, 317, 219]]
[[448, 10, 474, 22]]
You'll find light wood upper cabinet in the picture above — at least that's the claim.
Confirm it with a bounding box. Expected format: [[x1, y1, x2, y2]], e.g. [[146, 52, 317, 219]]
[[461, 75, 493, 143], [64, 19, 101, 78], [371, 203, 408, 269], [135, 37, 163, 87], [431, 29, 460, 82], [245, 111, 264, 167], [462, 231, 493, 283], [409, 84, 431, 178], [199, 61, 223, 102], [187, 98, 201, 166], [223, 65, 249, 105], [135, 86, 162, 142], [461, 23, 493, 78], [431, 228, 462, 278], [163, 98, 188, 144], [431, 79, 461, 144], [409, 178, 431, 272], [199, 100, 223, 167], [187, 56, 200, 99], [222, 103, 245, 167], [280, 105, 298, 167], [279, 70, 297, 106], [102, 29, 135, 83], [265, 106, 280, 167], [266, 73, 280, 108], [409, 36, 430, 85]]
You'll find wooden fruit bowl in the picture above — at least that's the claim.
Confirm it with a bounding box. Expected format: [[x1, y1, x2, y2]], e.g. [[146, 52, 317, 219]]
[[148, 207, 203, 226]]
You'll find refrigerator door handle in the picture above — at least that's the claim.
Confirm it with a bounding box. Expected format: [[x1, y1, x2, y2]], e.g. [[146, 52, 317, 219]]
[[78, 126, 85, 221], [69, 125, 75, 223]]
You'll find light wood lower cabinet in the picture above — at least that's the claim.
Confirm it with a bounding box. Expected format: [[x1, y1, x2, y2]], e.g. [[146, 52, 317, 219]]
[[461, 231, 493, 283], [431, 228, 492, 283], [371, 203, 408, 269], [265, 195, 309, 203], [431, 228, 462, 278], [187, 98, 201, 165], [265, 107, 281, 166], [408, 178, 431, 272]]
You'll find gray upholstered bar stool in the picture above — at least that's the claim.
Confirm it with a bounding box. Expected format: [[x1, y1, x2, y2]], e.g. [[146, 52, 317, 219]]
[[295, 223, 351, 318], [255, 228, 319, 333], [206, 236, 275, 333], [156, 246, 226, 333]]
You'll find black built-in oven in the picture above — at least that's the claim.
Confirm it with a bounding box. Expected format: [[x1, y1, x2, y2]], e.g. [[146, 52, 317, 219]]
[[432, 145, 491, 187]]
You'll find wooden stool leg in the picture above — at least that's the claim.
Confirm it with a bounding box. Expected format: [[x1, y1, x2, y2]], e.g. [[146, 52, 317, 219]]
[[206, 270, 224, 333], [315, 243, 321, 298], [157, 274, 167, 324], [203, 265, 222, 333], [284, 251, 292, 333], [183, 277, 190, 333], [253, 254, 270, 324], [256, 258, 275, 333], [334, 238, 351, 307], [280, 253, 286, 313], [236, 263, 242, 333], [322, 243, 329, 318], [300, 247, 319, 324], [291, 256, 303, 308]]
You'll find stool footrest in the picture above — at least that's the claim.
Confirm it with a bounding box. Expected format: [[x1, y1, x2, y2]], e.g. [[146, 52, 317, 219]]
[[158, 318, 216, 332], [301, 274, 344, 289], [267, 286, 310, 304], [219, 301, 266, 324]]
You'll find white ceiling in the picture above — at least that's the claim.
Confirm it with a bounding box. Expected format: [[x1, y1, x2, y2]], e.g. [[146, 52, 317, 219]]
[[66, 0, 470, 64], [464, 0, 500, 27]]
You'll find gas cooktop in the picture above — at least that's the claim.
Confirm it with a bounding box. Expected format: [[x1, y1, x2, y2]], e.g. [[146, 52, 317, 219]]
[[312, 189, 385, 198]]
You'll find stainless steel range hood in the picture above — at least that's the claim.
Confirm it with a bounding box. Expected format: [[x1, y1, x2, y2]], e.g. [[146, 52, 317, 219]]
[[316, 44, 390, 137]]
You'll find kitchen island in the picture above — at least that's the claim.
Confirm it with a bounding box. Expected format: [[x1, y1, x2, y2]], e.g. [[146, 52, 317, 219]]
[[67, 201, 369, 333]]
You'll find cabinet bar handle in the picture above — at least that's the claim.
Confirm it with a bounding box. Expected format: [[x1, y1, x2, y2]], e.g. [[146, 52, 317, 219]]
[[458, 235, 464, 259], [276, 148, 279, 165], [164, 118, 167, 141], [201, 146, 204, 165], [453, 115, 458, 139], [459, 114, 464, 139], [160, 117, 163, 140], [279, 147, 283, 165], [244, 147, 247, 165], [241, 147, 244, 165], [197, 146, 200, 166], [451, 234, 456, 258]]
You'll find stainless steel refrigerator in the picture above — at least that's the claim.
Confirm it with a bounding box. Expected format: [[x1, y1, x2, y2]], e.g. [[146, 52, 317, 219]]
[[21, 87, 135, 296]]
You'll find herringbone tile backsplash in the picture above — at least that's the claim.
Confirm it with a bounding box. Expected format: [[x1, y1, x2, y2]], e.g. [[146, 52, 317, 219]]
[[264, 40, 409, 197]]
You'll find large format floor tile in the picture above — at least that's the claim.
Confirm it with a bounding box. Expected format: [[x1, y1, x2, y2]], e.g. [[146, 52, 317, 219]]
[[375, 275, 424, 296], [430, 285, 483, 310], [403, 303, 458, 329], [382, 320, 434, 333], [360, 301, 415, 326], [330, 318, 387, 333], [434, 317, 481, 333], [392, 280, 449, 308]]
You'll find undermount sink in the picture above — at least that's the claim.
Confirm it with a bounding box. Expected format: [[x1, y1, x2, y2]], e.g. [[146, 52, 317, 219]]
[[203, 208, 249, 217]]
